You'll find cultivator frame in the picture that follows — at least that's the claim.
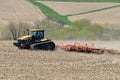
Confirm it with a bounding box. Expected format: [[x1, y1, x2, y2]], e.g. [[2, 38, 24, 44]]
[[57, 43, 119, 54]]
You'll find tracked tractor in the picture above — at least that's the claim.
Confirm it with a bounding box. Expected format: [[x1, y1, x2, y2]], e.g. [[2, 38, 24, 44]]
[[13, 29, 55, 50]]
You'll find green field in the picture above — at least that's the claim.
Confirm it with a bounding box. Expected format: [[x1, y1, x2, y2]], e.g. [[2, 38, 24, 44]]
[[39, 0, 120, 2], [27, 0, 72, 25]]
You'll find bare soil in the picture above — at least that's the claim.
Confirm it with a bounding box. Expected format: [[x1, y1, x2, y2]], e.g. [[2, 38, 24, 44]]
[[68, 7, 120, 25], [39, 1, 120, 25], [0, 41, 120, 80], [0, 0, 45, 26], [39, 1, 119, 16]]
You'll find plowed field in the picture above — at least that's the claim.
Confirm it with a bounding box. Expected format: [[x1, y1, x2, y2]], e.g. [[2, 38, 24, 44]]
[[0, 41, 120, 80]]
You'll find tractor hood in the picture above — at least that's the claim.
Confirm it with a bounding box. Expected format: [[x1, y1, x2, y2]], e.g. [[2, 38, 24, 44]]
[[18, 35, 31, 40], [40, 37, 51, 41]]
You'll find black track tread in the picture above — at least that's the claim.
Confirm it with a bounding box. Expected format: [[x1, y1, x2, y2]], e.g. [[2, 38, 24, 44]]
[[30, 41, 55, 50]]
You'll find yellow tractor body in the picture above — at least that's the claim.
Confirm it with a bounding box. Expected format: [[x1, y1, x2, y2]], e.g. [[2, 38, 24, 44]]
[[13, 29, 55, 50]]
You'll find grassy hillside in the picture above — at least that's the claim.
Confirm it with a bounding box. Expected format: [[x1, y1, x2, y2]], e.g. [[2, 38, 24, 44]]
[[39, 0, 120, 2], [40, 19, 120, 40], [28, 0, 72, 25], [28, 0, 120, 25], [39, 1, 120, 25], [27, 0, 120, 40]]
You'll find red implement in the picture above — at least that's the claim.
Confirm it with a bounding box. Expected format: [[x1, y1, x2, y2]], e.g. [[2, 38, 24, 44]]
[[57, 43, 119, 54]]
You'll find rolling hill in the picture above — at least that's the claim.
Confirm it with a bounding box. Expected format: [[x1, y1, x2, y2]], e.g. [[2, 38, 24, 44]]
[[0, 0, 119, 26], [0, 0, 120, 40], [0, 0, 45, 26], [68, 7, 120, 24], [38, 1, 120, 25], [39, 1, 120, 16]]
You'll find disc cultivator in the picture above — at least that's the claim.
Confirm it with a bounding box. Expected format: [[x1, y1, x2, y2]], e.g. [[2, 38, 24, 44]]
[[57, 43, 120, 54]]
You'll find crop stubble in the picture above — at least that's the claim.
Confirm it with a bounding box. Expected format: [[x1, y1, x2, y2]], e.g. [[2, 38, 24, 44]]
[[0, 41, 120, 80]]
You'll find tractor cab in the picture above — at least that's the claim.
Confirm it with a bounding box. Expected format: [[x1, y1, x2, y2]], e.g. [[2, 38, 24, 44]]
[[31, 29, 45, 40]]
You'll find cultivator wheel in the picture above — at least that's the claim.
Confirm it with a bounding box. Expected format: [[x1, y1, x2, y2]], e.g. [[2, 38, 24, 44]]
[[92, 50, 105, 54]]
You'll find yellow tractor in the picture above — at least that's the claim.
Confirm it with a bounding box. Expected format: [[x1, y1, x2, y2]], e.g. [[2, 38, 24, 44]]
[[13, 29, 55, 50]]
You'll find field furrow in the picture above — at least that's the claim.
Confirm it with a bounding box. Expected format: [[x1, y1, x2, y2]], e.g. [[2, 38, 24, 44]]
[[68, 7, 120, 24], [39, 1, 120, 16]]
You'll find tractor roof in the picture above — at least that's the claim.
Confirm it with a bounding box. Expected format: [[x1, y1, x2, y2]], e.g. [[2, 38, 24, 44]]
[[31, 29, 45, 32]]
